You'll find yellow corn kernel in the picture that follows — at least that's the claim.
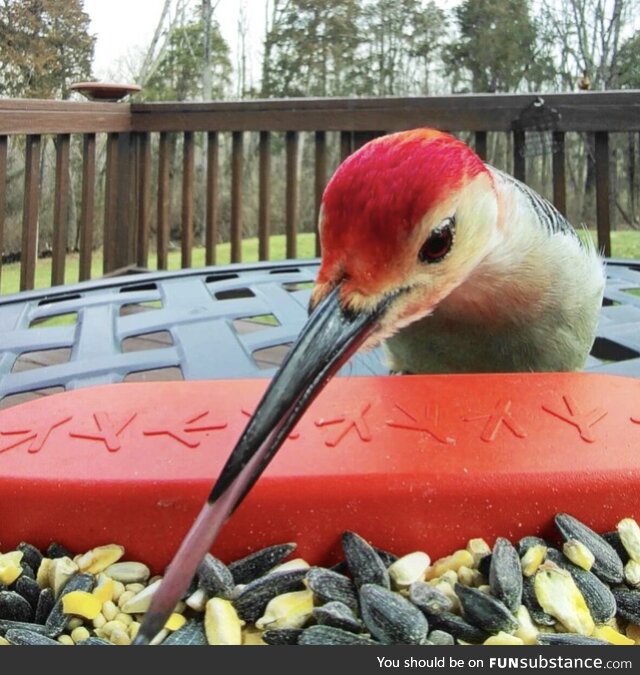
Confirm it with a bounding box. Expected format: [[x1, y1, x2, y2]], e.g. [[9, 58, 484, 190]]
[[62, 590, 102, 620], [425, 550, 474, 580], [269, 558, 311, 574], [466, 538, 492, 566], [0, 636, 10, 646], [165, 613, 187, 632], [484, 632, 525, 645], [457, 566, 483, 588], [534, 565, 594, 636], [36, 558, 52, 589], [58, 635, 75, 645], [205, 598, 244, 645], [93, 577, 115, 604], [521, 544, 547, 577], [76, 544, 125, 575], [563, 539, 595, 571], [256, 589, 314, 630], [0, 551, 24, 585], [593, 625, 635, 645]]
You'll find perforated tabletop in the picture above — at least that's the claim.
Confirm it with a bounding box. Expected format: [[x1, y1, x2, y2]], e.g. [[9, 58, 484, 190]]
[[1, 259, 639, 408]]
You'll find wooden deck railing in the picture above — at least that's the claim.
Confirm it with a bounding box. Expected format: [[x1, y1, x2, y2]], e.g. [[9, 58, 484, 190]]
[[1, 91, 639, 294]]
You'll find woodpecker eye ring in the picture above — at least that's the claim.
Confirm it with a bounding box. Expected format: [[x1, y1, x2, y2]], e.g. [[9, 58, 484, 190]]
[[418, 217, 455, 263]]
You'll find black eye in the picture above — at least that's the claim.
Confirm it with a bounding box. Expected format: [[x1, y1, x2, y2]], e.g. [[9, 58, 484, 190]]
[[418, 218, 455, 263]]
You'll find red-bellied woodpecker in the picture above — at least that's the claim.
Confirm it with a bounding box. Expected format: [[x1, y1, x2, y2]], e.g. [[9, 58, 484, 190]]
[[134, 128, 605, 643]]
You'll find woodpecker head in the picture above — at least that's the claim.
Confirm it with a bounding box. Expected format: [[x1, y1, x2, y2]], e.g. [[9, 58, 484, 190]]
[[135, 128, 502, 644], [311, 128, 501, 347]]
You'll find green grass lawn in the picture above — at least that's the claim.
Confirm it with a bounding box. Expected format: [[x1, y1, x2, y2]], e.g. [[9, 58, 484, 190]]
[[0, 233, 318, 296], [0, 230, 638, 296]]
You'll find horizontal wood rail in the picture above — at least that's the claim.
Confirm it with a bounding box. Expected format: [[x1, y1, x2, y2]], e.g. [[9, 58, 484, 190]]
[[0, 91, 639, 294]]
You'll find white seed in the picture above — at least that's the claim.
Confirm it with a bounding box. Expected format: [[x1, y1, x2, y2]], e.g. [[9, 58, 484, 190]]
[[76, 544, 125, 575], [624, 560, 640, 587], [111, 581, 126, 602], [92, 613, 106, 629], [105, 562, 150, 584], [49, 557, 79, 597], [125, 582, 146, 594], [388, 551, 431, 588], [67, 617, 83, 631], [102, 620, 127, 637], [128, 622, 141, 641], [514, 605, 538, 645], [115, 612, 133, 626], [110, 627, 131, 645], [102, 600, 119, 621], [618, 518, 640, 564], [186, 587, 208, 612], [120, 578, 162, 614], [255, 589, 314, 630], [117, 590, 135, 609], [534, 564, 595, 635], [71, 626, 91, 643], [205, 597, 244, 645]]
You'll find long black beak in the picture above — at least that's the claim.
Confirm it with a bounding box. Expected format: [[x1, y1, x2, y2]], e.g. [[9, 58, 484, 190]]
[[134, 285, 393, 644]]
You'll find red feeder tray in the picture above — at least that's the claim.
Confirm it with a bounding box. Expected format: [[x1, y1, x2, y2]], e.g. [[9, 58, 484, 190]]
[[1, 372, 639, 571]]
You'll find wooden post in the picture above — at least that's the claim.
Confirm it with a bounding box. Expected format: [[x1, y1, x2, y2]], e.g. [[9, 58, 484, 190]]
[[21, 135, 41, 291], [52, 134, 70, 286], [595, 131, 612, 257]]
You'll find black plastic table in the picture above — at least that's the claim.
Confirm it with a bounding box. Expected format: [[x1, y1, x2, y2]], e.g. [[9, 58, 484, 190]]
[[1, 259, 639, 409]]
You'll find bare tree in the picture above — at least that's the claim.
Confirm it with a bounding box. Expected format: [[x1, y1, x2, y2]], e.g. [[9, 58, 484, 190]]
[[540, 0, 638, 89]]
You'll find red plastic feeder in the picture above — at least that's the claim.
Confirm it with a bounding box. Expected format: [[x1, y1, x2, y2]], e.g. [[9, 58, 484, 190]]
[[1, 372, 639, 571]]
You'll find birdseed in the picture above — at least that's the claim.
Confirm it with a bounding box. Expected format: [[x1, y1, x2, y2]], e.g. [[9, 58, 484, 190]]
[[1, 512, 640, 645]]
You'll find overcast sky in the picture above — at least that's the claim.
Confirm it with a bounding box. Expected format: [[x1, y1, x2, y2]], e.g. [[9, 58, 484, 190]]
[[83, 0, 462, 83], [83, 0, 266, 81]]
